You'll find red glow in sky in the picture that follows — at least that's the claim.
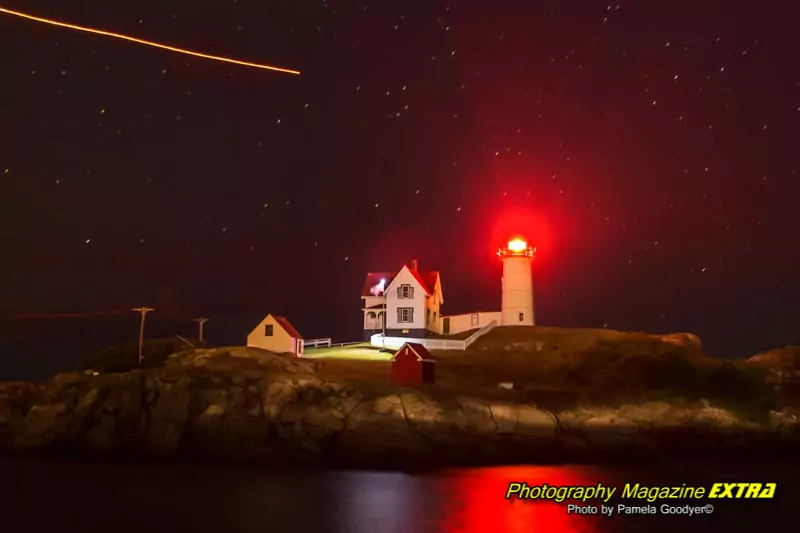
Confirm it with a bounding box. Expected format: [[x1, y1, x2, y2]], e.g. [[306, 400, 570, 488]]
[[488, 207, 553, 262]]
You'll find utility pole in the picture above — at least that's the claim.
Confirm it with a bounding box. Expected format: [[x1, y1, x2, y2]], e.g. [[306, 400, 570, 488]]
[[194, 316, 209, 343], [381, 307, 387, 351], [132, 307, 154, 364]]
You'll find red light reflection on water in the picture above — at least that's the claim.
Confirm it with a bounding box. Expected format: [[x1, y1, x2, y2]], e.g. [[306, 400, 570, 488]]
[[434, 465, 613, 533]]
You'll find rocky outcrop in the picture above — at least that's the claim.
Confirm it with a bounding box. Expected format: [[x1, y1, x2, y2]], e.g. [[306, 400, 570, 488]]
[[0, 349, 798, 468]]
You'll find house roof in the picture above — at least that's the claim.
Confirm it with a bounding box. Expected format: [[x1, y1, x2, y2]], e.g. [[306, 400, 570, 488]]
[[272, 315, 303, 340], [392, 342, 436, 362], [361, 272, 396, 297], [361, 267, 440, 297], [407, 268, 439, 296]]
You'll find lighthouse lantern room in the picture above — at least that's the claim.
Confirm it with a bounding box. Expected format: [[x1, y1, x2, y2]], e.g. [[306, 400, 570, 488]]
[[497, 237, 536, 326]]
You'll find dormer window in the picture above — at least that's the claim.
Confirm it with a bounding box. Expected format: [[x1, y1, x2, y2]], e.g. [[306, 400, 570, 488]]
[[398, 284, 414, 299]]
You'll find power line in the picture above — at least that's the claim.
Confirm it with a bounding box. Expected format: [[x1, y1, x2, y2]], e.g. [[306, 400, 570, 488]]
[[0, 7, 301, 75], [0, 309, 133, 319]]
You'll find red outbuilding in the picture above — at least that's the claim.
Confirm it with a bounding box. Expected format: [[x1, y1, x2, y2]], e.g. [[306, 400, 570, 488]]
[[391, 342, 436, 386]]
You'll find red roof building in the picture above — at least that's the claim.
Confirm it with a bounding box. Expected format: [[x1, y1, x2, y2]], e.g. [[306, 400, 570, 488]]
[[246, 313, 304, 357], [391, 342, 436, 386]]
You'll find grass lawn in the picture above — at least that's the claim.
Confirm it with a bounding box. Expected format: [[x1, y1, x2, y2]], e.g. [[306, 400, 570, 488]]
[[302, 342, 394, 361]]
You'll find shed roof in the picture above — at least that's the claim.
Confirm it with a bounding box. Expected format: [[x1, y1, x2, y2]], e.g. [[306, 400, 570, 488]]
[[392, 342, 436, 362], [272, 315, 303, 340]]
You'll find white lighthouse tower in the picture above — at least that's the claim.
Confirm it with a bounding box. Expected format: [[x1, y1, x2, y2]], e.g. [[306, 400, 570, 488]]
[[497, 237, 536, 326]]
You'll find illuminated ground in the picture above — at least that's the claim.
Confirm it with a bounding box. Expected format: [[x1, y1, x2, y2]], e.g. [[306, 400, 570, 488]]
[[302, 343, 393, 361]]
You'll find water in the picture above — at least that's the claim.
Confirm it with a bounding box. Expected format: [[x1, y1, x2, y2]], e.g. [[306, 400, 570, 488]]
[[2, 458, 795, 532]]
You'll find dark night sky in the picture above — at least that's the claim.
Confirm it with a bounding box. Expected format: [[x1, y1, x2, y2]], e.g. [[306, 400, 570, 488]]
[[1, 1, 798, 380]]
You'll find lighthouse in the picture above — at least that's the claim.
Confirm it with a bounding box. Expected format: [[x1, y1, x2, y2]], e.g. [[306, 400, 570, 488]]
[[497, 237, 536, 326]]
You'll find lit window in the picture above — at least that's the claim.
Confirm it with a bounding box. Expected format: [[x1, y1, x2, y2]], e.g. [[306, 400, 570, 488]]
[[471, 314, 479, 326]]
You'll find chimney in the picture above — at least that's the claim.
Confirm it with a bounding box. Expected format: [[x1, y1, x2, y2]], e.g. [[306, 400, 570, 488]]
[[411, 259, 418, 271]]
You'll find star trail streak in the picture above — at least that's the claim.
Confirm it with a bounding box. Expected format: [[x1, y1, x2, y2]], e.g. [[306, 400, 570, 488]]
[[0, 6, 300, 75]]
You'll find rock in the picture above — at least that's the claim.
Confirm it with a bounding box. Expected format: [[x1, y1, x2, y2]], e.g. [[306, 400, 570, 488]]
[[617, 402, 685, 429], [78, 389, 99, 412], [147, 419, 184, 455], [85, 415, 115, 452], [261, 381, 298, 420], [660, 333, 702, 352], [230, 388, 247, 410], [490, 403, 518, 434], [339, 395, 426, 457], [0, 400, 12, 425], [515, 406, 558, 438], [691, 407, 740, 429], [203, 404, 225, 417], [1, 353, 798, 467], [296, 404, 345, 441], [198, 389, 228, 414], [582, 415, 639, 447], [459, 398, 497, 434], [398, 392, 452, 428], [151, 386, 191, 423], [23, 403, 66, 436], [50, 372, 86, 387]]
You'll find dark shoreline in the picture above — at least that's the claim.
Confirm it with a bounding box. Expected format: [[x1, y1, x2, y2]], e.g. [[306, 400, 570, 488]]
[[3, 434, 799, 474], [2, 349, 798, 476]]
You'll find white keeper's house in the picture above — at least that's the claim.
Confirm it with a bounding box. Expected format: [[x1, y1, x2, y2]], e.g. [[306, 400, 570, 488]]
[[361, 238, 537, 341]]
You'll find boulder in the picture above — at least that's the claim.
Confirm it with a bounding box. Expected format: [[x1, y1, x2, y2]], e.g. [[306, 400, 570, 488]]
[[339, 395, 428, 458], [459, 398, 497, 434], [23, 403, 66, 436], [151, 386, 191, 424], [85, 414, 116, 453], [581, 414, 639, 446], [490, 403, 519, 434], [146, 419, 184, 455], [515, 405, 558, 438], [261, 381, 298, 421]]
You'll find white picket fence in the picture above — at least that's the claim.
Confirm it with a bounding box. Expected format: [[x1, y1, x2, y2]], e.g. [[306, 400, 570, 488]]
[[464, 320, 499, 348], [303, 337, 332, 348], [370, 320, 498, 351], [329, 341, 362, 348]]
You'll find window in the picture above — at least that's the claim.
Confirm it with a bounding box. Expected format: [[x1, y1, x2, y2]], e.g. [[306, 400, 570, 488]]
[[397, 284, 414, 299], [265, 324, 274, 336], [397, 307, 414, 323], [471, 313, 479, 326], [519, 312, 524, 322]]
